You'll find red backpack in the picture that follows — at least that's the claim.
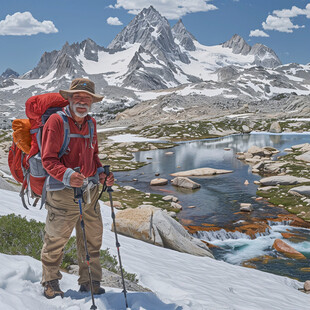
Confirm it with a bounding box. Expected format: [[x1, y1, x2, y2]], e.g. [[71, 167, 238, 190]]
[[8, 93, 69, 208]]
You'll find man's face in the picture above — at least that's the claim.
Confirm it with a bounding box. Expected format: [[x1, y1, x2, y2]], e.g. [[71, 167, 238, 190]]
[[69, 92, 93, 118]]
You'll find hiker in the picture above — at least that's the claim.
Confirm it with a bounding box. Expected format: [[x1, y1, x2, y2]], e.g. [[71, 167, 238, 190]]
[[40, 78, 114, 299]]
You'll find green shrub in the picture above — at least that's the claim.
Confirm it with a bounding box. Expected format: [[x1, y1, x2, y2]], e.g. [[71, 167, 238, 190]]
[[0, 214, 45, 259], [0, 214, 138, 282]]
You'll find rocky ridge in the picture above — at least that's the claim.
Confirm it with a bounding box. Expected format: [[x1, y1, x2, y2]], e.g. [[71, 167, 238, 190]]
[[222, 34, 281, 68], [0, 6, 309, 129]]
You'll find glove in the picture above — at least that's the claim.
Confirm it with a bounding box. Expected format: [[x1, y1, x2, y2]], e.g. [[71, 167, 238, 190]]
[[99, 172, 114, 186]]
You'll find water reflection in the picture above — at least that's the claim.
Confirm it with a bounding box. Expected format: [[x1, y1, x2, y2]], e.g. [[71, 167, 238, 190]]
[[117, 133, 310, 226]]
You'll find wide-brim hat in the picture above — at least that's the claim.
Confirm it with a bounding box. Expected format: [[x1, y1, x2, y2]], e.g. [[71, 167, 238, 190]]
[[59, 78, 104, 103]]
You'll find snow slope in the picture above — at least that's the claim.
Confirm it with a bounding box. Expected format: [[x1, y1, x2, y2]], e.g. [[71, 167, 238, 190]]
[[0, 188, 309, 310]]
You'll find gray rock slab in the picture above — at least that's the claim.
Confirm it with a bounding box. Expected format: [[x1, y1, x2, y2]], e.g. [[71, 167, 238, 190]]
[[260, 175, 310, 186], [291, 143, 310, 150], [288, 186, 310, 197], [115, 206, 214, 258], [171, 167, 232, 177], [296, 151, 310, 163], [171, 177, 201, 189]]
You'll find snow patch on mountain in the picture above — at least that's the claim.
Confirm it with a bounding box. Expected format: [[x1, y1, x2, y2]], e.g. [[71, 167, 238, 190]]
[[76, 43, 140, 85], [176, 41, 255, 81]]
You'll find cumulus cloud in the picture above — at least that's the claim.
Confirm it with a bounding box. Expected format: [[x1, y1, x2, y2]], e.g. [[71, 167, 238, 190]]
[[273, 5, 305, 18], [305, 3, 310, 18], [249, 29, 269, 37], [111, 0, 217, 19], [0, 11, 58, 36], [261, 3, 310, 34], [107, 17, 123, 26], [262, 15, 304, 33]]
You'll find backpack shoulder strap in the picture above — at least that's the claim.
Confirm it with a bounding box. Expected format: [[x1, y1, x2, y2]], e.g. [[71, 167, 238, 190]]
[[40, 111, 70, 209], [87, 118, 95, 149], [57, 111, 70, 157]]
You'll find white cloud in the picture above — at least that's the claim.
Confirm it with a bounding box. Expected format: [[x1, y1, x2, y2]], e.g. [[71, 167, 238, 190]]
[[249, 29, 269, 37], [107, 17, 123, 26], [305, 3, 310, 18], [0, 12, 58, 36], [260, 3, 310, 34], [273, 5, 305, 18], [262, 15, 304, 33], [113, 0, 217, 19]]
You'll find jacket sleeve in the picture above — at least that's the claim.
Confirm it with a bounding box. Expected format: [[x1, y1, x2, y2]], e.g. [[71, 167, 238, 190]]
[[41, 114, 74, 185]]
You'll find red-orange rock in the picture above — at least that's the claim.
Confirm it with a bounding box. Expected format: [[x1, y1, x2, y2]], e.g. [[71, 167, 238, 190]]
[[273, 239, 306, 259], [158, 189, 175, 194], [281, 232, 296, 239], [272, 213, 310, 227], [180, 219, 194, 225], [202, 223, 216, 227]]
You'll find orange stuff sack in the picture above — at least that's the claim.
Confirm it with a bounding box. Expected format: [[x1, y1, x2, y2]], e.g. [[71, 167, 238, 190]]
[[8, 142, 27, 184], [12, 119, 32, 154]]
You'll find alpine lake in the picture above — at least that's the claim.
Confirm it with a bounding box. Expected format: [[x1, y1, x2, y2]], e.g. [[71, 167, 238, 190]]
[[107, 132, 310, 282]]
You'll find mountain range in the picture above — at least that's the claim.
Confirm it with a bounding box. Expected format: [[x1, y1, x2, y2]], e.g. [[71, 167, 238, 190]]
[[0, 6, 309, 128]]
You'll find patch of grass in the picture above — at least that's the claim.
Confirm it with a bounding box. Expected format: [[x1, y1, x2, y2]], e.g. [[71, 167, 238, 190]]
[[100, 187, 179, 213], [128, 121, 220, 141], [257, 183, 310, 220], [100, 248, 138, 283], [279, 121, 310, 132]]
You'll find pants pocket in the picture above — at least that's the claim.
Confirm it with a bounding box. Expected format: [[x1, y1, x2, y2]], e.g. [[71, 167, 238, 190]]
[[45, 204, 68, 238]]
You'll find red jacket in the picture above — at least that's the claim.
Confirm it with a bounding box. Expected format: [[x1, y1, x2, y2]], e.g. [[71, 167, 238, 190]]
[[41, 108, 102, 185]]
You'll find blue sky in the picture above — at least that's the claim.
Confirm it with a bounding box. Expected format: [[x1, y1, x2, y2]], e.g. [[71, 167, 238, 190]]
[[0, 0, 309, 75]]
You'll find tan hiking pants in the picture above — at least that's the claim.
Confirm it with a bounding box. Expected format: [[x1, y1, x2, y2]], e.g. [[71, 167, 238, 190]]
[[41, 185, 103, 285]]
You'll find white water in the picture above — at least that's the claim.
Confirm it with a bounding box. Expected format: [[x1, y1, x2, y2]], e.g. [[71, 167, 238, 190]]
[[197, 225, 310, 265]]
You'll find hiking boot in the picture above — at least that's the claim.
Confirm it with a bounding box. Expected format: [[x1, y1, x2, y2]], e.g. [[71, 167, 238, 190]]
[[43, 279, 64, 299], [79, 281, 105, 295]]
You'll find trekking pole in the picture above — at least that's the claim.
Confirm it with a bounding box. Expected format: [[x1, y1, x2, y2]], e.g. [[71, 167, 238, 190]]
[[73, 167, 97, 310], [103, 165, 129, 309]]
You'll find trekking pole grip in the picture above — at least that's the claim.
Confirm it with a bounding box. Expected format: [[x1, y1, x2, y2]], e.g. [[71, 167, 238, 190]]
[[103, 165, 110, 176], [74, 167, 80, 173], [73, 167, 83, 200], [103, 165, 113, 192]]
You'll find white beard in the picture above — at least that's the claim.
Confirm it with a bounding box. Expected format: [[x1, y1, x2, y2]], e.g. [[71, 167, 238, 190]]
[[70, 102, 91, 118]]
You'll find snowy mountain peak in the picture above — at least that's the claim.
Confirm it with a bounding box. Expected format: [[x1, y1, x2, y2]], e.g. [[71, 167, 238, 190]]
[[249, 43, 282, 68], [222, 34, 251, 55], [107, 6, 189, 64], [140, 5, 167, 24], [172, 19, 196, 40], [172, 19, 196, 51], [222, 34, 281, 68], [80, 38, 101, 62], [1, 68, 19, 79], [108, 6, 169, 50]]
